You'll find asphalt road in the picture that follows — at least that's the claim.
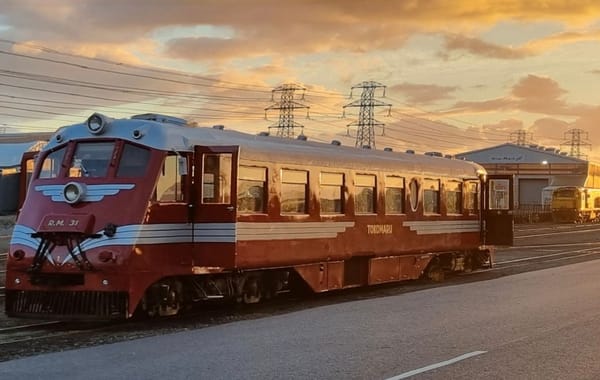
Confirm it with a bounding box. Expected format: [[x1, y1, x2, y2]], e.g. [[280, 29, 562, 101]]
[[2, 253, 600, 379]]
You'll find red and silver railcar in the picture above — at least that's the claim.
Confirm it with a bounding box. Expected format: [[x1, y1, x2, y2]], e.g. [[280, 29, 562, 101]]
[[5, 113, 505, 320]]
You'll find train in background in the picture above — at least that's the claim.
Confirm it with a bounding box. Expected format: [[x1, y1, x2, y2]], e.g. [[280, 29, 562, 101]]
[[5, 113, 508, 320], [549, 186, 600, 223]]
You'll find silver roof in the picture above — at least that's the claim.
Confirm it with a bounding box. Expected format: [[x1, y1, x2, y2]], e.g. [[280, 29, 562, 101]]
[[43, 114, 486, 179]]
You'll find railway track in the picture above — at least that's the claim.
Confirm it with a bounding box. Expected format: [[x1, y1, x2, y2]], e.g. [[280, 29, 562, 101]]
[[1, 223, 600, 363]]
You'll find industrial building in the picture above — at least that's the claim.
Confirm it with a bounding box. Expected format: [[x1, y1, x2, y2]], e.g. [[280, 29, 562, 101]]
[[456, 143, 600, 221]]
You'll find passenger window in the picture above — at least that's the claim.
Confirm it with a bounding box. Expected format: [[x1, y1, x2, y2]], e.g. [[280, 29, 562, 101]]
[[156, 154, 184, 202], [320, 172, 344, 214], [117, 143, 150, 177], [281, 169, 308, 214], [68, 142, 115, 178], [355, 174, 376, 214], [39, 147, 66, 179], [465, 181, 479, 214], [385, 176, 405, 214], [202, 153, 232, 204], [446, 181, 463, 214], [238, 166, 267, 213], [423, 178, 440, 214]]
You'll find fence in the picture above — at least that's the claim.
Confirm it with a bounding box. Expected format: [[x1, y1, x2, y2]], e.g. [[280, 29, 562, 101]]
[[514, 204, 552, 224]]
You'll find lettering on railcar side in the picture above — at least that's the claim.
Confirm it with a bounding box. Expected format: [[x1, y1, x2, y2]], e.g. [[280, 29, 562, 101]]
[[367, 224, 393, 234]]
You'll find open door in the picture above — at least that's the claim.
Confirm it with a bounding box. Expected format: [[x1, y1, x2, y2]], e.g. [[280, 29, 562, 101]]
[[18, 151, 37, 209], [192, 145, 238, 268], [483, 174, 514, 246]]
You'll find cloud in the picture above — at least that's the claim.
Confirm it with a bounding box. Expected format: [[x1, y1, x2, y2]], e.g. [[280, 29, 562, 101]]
[[4, 0, 600, 62], [389, 82, 458, 104], [442, 75, 585, 118], [442, 34, 532, 59]]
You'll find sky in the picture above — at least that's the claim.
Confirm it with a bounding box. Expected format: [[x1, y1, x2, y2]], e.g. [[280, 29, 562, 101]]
[[2, 0, 600, 159]]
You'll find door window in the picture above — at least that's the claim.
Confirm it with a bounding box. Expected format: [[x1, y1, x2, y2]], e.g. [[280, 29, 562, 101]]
[[489, 179, 510, 210], [202, 153, 232, 204]]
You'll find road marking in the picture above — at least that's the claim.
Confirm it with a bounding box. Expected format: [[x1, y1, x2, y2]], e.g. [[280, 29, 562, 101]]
[[385, 351, 487, 380], [516, 228, 600, 239], [497, 247, 600, 265]]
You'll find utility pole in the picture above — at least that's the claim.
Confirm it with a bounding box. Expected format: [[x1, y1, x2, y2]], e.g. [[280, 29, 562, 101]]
[[509, 130, 531, 145], [343, 81, 391, 149], [561, 128, 591, 160], [264, 83, 310, 138]]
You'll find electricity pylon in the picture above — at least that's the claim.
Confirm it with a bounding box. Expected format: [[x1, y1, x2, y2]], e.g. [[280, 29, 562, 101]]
[[561, 128, 591, 160], [509, 130, 532, 145], [264, 83, 309, 138], [343, 81, 391, 149]]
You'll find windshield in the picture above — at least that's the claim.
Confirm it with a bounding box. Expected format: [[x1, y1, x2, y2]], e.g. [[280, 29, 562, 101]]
[[68, 142, 115, 178], [37, 141, 151, 179], [554, 189, 576, 198]]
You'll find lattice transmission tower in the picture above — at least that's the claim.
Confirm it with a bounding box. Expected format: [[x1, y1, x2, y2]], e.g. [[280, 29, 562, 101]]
[[264, 83, 310, 138], [560, 128, 591, 160], [343, 81, 392, 149], [509, 130, 532, 145]]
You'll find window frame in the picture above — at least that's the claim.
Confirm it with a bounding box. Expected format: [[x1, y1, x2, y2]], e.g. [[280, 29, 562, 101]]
[[423, 178, 440, 215], [445, 180, 463, 215], [354, 173, 377, 214], [320, 172, 345, 215], [280, 168, 308, 215], [237, 165, 268, 214], [385, 175, 405, 215]]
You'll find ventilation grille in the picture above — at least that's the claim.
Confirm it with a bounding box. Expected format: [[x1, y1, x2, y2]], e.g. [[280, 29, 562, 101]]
[[6, 290, 128, 320]]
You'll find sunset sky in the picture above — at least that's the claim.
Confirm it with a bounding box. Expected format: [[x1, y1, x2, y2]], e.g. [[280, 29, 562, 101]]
[[2, 0, 600, 159]]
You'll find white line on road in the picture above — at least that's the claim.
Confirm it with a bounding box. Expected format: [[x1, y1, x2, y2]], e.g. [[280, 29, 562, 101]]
[[385, 351, 487, 380], [496, 246, 600, 265], [516, 228, 600, 239]]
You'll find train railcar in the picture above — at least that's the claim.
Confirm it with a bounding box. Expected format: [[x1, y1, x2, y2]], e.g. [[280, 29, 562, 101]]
[[6, 113, 499, 320], [551, 186, 600, 223]]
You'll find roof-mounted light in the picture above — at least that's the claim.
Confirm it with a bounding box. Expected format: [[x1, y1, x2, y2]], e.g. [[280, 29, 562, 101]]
[[86, 113, 112, 135], [63, 182, 87, 204]]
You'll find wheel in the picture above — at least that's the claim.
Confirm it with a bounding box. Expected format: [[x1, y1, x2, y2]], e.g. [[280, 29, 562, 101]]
[[425, 262, 445, 282], [242, 276, 262, 304]]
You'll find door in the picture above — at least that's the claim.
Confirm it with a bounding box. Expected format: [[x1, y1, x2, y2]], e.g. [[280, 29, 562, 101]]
[[192, 146, 238, 267], [484, 174, 514, 245], [18, 151, 37, 209]]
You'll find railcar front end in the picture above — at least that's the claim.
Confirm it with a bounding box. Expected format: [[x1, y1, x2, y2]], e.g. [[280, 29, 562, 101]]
[[5, 114, 192, 319]]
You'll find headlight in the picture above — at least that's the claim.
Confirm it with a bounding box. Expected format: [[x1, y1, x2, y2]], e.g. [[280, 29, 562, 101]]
[[86, 113, 111, 135], [63, 182, 87, 204]]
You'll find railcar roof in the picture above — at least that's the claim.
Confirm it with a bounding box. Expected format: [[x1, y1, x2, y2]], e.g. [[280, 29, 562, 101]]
[[44, 115, 486, 179]]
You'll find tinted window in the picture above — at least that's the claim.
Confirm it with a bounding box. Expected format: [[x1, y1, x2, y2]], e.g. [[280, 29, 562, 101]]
[[446, 181, 462, 214], [117, 143, 150, 177], [424, 179, 440, 214], [385, 176, 405, 214], [68, 142, 115, 178], [355, 174, 376, 214], [320, 172, 344, 214], [238, 166, 267, 213], [281, 169, 308, 214]]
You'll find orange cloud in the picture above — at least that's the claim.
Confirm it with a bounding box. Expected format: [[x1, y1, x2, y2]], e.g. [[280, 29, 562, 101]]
[[442, 34, 532, 59], [389, 82, 458, 105]]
